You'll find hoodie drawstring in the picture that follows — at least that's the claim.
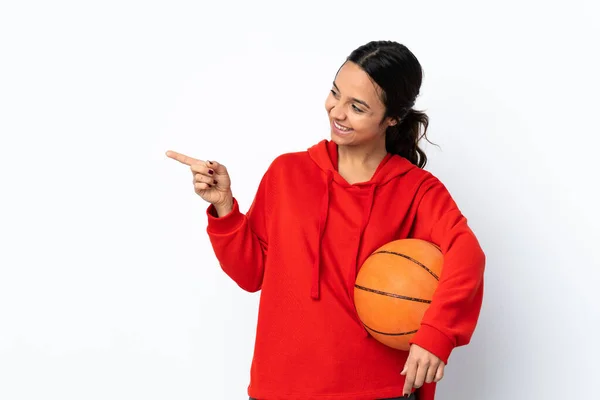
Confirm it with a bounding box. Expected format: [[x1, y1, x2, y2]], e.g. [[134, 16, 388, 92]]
[[348, 184, 377, 298], [353, 185, 377, 336], [312, 172, 378, 302], [311, 170, 333, 300]]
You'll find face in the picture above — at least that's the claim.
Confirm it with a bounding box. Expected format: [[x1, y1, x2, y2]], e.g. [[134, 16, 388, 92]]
[[325, 61, 397, 148]]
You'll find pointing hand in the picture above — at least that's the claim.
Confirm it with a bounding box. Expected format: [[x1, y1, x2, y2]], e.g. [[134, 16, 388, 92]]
[[166, 150, 233, 215]]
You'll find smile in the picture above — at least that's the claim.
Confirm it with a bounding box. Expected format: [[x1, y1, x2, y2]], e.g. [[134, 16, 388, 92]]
[[333, 120, 353, 132]]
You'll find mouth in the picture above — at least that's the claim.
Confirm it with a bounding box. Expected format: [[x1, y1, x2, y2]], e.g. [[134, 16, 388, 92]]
[[332, 120, 353, 135]]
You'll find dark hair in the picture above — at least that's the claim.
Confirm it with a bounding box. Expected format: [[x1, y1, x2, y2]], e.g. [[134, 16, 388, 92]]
[[347, 41, 433, 168]]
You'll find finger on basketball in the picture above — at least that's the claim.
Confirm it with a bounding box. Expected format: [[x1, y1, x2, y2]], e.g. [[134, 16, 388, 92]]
[[166, 150, 201, 166]]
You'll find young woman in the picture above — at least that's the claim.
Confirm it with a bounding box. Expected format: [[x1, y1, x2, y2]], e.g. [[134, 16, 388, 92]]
[[167, 40, 485, 400]]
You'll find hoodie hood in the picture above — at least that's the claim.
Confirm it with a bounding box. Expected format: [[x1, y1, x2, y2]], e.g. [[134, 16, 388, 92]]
[[307, 139, 416, 300]]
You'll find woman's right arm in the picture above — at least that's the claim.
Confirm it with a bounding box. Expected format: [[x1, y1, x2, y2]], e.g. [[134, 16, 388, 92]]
[[205, 170, 270, 292], [166, 150, 270, 292]]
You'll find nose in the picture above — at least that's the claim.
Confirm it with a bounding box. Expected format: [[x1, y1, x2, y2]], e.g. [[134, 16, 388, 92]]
[[329, 103, 346, 121]]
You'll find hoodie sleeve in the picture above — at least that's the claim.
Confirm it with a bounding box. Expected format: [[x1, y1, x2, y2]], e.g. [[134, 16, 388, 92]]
[[408, 177, 486, 365], [205, 169, 271, 293]]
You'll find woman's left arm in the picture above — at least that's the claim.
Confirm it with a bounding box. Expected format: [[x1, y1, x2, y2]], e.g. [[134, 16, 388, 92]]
[[401, 176, 486, 395]]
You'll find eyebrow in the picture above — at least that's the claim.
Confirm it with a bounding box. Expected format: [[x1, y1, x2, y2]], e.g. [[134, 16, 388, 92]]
[[333, 82, 371, 109]]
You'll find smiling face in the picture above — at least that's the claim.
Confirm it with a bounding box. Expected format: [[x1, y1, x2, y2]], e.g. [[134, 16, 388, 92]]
[[325, 61, 397, 148]]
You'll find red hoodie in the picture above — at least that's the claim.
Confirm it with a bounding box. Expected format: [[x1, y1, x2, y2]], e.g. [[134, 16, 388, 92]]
[[205, 140, 485, 400]]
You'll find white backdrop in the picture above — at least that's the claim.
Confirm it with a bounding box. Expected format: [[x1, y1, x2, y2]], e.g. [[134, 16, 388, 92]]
[[1, 1, 599, 399]]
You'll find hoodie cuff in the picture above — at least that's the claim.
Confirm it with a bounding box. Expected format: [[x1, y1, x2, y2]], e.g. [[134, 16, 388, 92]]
[[206, 198, 244, 235], [410, 324, 455, 365]]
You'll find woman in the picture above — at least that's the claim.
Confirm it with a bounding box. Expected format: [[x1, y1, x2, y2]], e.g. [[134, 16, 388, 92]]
[[167, 40, 485, 400]]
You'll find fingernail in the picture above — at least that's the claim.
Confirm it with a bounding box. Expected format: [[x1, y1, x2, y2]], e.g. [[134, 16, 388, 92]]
[[208, 169, 214, 175]]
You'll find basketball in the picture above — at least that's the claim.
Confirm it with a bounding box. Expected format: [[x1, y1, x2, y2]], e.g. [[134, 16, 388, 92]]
[[354, 238, 444, 351]]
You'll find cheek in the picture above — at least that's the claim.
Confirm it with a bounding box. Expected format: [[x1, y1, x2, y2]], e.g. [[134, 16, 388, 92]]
[[353, 115, 381, 135], [324, 96, 335, 113], [349, 114, 367, 128]]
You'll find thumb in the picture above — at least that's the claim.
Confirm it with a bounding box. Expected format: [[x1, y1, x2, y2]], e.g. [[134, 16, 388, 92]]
[[400, 363, 407, 375]]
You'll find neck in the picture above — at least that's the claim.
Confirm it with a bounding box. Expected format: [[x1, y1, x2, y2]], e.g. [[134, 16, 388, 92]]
[[337, 137, 388, 170]]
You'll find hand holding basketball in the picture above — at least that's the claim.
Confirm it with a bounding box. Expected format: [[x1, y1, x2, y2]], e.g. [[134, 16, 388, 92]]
[[166, 150, 233, 215], [401, 344, 445, 395]]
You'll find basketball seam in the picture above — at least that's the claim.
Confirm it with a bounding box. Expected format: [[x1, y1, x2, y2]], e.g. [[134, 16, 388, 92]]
[[354, 284, 432, 304], [372, 250, 440, 281], [362, 322, 418, 336]]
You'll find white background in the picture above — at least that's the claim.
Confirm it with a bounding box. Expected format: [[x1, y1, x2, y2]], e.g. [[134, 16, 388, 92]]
[[1, 1, 599, 399]]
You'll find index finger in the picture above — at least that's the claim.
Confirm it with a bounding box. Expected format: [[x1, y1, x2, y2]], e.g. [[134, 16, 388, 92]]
[[165, 150, 202, 166], [403, 362, 416, 396]]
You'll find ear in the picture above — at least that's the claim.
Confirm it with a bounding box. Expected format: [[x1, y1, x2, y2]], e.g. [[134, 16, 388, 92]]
[[388, 117, 399, 127]]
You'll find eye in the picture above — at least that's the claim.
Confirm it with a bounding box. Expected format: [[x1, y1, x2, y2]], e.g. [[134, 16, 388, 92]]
[[352, 104, 364, 113], [330, 89, 338, 97]]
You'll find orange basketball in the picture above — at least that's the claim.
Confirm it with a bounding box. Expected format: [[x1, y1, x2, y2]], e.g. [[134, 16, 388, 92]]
[[354, 239, 443, 351]]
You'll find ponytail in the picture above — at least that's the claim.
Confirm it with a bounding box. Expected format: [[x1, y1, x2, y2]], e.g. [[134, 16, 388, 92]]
[[345, 41, 432, 165], [385, 109, 432, 168]]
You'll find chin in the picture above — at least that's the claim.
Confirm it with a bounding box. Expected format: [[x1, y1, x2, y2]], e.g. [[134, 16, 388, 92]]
[[330, 130, 352, 145]]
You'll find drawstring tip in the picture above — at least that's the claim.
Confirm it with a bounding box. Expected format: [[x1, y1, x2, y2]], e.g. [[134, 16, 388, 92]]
[[310, 287, 320, 300]]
